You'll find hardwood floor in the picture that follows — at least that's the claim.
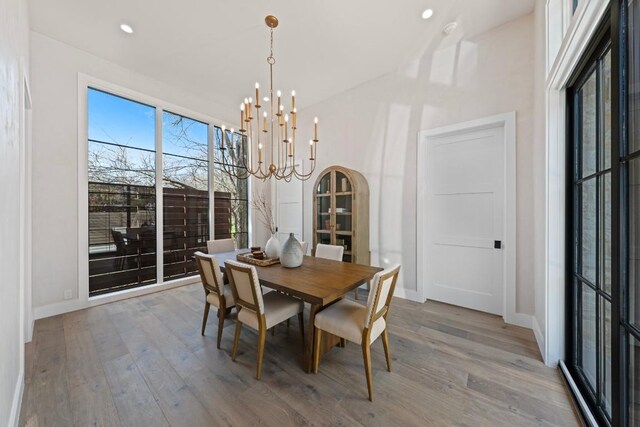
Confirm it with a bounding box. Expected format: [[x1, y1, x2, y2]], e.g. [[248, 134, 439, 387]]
[[19, 284, 579, 426]]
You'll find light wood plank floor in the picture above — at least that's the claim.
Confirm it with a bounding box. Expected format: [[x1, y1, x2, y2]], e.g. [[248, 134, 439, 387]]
[[19, 284, 580, 426]]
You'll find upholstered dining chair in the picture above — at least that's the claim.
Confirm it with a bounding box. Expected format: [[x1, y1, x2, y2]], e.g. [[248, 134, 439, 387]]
[[312, 264, 401, 401], [207, 238, 236, 254], [225, 260, 305, 380], [315, 243, 344, 261], [315, 243, 367, 298], [194, 252, 236, 349]]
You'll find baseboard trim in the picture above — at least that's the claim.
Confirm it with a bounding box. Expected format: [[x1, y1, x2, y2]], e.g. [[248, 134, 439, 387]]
[[34, 276, 200, 320], [532, 316, 548, 365], [8, 371, 24, 427], [505, 312, 533, 329], [393, 287, 423, 302]]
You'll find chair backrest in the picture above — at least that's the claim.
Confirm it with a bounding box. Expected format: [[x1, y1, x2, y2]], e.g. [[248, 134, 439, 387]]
[[111, 230, 126, 253], [194, 252, 224, 296], [207, 238, 236, 254], [225, 260, 264, 314], [315, 243, 344, 261], [300, 241, 309, 256], [365, 265, 401, 328]]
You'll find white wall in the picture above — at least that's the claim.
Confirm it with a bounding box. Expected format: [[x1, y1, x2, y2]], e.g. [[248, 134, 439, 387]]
[[299, 14, 536, 312], [30, 31, 268, 317], [532, 0, 548, 358], [0, 0, 30, 424]]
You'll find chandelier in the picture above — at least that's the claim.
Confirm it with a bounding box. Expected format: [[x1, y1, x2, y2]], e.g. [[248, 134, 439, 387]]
[[219, 15, 318, 181]]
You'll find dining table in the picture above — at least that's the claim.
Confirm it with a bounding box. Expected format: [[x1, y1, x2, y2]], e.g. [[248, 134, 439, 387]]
[[210, 250, 383, 372]]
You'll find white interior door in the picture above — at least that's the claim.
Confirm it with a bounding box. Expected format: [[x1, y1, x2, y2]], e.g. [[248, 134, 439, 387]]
[[425, 125, 505, 315], [275, 177, 303, 248]]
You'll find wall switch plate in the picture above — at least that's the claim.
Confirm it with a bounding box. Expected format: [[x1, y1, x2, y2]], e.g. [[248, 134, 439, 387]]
[[64, 289, 72, 300]]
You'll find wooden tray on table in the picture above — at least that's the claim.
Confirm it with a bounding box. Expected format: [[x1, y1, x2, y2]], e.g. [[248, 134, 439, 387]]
[[236, 252, 280, 267]]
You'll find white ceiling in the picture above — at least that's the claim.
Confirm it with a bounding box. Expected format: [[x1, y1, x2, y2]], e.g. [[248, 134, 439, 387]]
[[29, 0, 535, 111]]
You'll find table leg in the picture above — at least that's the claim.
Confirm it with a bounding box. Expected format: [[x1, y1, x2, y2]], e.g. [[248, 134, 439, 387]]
[[306, 304, 320, 373]]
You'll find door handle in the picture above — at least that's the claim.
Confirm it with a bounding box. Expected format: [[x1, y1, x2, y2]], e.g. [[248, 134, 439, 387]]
[[494, 240, 502, 249]]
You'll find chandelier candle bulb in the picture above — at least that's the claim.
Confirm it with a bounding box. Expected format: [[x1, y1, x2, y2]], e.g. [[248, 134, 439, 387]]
[[291, 90, 295, 111], [284, 114, 289, 141], [255, 83, 260, 106], [263, 111, 268, 132], [221, 125, 226, 149], [277, 90, 282, 115], [314, 117, 318, 140]]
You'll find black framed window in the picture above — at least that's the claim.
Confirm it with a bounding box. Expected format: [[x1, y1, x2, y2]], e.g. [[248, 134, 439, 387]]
[[566, 2, 640, 425]]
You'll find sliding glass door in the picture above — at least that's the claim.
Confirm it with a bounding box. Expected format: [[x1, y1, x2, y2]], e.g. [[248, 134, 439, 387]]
[[566, 2, 640, 424], [567, 31, 613, 424]]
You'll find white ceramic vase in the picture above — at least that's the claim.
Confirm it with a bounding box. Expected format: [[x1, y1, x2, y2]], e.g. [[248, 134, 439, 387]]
[[280, 233, 303, 268], [264, 234, 280, 259]]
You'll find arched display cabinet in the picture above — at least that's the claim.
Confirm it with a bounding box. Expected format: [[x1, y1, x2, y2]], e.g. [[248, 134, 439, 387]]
[[313, 166, 370, 265]]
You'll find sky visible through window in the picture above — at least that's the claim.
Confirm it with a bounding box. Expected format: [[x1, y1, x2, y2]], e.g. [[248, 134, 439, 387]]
[[88, 88, 156, 151]]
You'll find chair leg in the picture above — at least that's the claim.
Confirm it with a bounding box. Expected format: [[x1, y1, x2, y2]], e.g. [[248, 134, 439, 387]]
[[216, 308, 225, 349], [256, 327, 267, 380], [201, 302, 210, 336], [362, 342, 374, 401], [340, 338, 346, 348], [232, 321, 242, 361], [313, 328, 322, 374], [297, 312, 305, 349], [381, 329, 392, 372], [354, 288, 359, 300]]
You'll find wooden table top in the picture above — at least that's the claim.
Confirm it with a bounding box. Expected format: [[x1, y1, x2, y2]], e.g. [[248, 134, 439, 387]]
[[212, 250, 382, 306]]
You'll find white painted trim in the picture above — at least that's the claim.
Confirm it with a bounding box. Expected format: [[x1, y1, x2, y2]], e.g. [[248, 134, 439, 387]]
[[393, 287, 422, 303], [559, 361, 598, 426], [532, 315, 548, 363], [34, 275, 200, 320], [542, 0, 608, 367], [58, 73, 241, 321], [417, 112, 520, 326], [8, 372, 24, 427]]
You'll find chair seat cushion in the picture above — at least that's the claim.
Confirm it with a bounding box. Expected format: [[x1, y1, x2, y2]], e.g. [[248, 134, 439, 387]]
[[206, 285, 235, 308], [238, 292, 303, 330], [314, 299, 386, 345]]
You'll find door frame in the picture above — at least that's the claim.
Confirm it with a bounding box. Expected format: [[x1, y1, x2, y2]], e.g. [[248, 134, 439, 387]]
[[417, 112, 524, 327]]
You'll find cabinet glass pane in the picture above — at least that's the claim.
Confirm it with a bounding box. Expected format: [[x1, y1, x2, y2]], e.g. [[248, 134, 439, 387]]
[[335, 235, 351, 261], [317, 173, 331, 194], [581, 283, 597, 390], [316, 232, 331, 245], [335, 213, 352, 232], [630, 158, 640, 329], [581, 72, 598, 177], [335, 194, 353, 214], [335, 171, 352, 193], [631, 335, 640, 425], [582, 179, 597, 284]]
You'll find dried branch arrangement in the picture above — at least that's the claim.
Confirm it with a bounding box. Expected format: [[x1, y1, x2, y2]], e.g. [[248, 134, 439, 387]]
[[251, 189, 276, 235]]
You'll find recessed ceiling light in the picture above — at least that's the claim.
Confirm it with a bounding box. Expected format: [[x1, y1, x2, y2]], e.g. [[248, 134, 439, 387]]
[[120, 24, 133, 34], [422, 9, 434, 20]]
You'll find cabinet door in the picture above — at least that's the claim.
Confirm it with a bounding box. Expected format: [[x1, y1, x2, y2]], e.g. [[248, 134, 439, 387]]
[[334, 170, 353, 262], [316, 172, 333, 248]]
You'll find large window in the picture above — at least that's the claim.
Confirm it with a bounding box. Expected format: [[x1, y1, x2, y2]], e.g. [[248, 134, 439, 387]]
[[566, 3, 640, 425], [87, 88, 248, 296]]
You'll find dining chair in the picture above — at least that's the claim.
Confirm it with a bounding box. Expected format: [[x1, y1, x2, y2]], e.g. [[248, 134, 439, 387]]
[[194, 252, 236, 349], [315, 243, 367, 298], [225, 260, 305, 380], [207, 238, 236, 254], [312, 264, 401, 401], [315, 243, 344, 261]]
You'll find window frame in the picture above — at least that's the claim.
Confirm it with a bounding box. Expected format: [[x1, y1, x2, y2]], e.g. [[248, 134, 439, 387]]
[[78, 74, 251, 303]]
